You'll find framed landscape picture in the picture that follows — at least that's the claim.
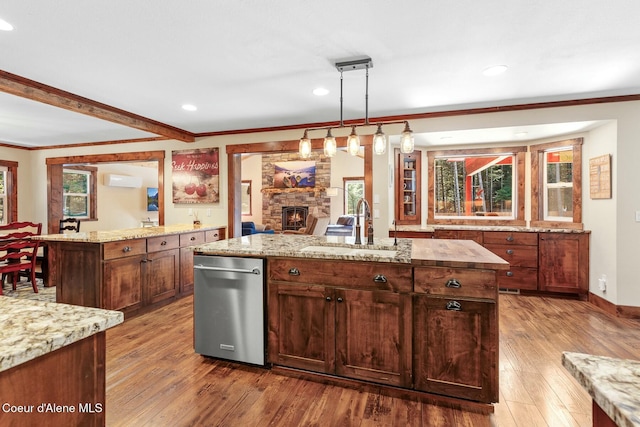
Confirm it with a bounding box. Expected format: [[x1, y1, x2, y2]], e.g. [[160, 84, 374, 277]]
[[273, 161, 316, 189]]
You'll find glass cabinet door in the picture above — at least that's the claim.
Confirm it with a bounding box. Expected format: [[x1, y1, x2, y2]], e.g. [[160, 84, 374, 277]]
[[395, 150, 421, 224]]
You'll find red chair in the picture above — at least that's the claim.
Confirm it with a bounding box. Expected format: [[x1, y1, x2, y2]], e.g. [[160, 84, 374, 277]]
[[0, 221, 43, 291], [0, 239, 40, 295]]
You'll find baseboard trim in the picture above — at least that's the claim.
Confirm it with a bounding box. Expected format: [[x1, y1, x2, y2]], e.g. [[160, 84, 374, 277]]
[[589, 292, 640, 319]]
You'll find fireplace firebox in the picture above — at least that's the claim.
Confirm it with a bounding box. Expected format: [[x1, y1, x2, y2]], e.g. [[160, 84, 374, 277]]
[[282, 207, 308, 231]]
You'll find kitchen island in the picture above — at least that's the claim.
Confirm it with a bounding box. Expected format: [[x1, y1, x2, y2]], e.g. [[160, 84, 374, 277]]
[[0, 297, 123, 426], [193, 233, 508, 412], [33, 224, 225, 317]]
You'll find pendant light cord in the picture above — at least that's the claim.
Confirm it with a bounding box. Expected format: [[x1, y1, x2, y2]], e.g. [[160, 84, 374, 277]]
[[339, 70, 344, 127], [365, 65, 369, 126]]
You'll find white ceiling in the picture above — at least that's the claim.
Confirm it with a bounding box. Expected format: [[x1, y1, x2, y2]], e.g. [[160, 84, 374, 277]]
[[1, 0, 639, 148]]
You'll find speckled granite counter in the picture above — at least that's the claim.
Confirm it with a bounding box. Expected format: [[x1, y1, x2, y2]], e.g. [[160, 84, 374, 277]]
[[193, 234, 412, 263], [563, 352, 640, 427], [392, 224, 591, 234], [192, 233, 509, 270], [0, 297, 123, 372], [32, 223, 222, 243]]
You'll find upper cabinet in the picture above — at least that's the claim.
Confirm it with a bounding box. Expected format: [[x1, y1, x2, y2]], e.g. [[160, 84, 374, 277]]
[[395, 149, 421, 225]]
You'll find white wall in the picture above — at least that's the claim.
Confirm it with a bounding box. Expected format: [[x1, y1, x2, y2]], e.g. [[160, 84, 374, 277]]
[[3, 100, 640, 306], [240, 153, 263, 224]]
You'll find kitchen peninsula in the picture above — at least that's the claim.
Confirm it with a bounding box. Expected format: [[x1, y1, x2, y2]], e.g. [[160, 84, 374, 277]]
[[193, 234, 508, 412], [33, 224, 225, 317], [0, 297, 123, 426]]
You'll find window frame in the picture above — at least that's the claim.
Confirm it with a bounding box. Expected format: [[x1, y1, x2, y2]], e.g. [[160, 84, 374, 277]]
[[0, 160, 18, 224], [62, 165, 98, 220], [530, 138, 583, 229], [343, 176, 365, 216], [427, 146, 526, 226]]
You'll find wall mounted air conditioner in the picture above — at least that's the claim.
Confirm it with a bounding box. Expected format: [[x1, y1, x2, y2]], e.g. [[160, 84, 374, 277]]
[[104, 174, 142, 188]]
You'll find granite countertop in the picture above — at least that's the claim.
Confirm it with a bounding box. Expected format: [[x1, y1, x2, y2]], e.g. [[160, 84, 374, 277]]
[[193, 234, 509, 269], [0, 297, 123, 372], [562, 352, 640, 427], [32, 223, 224, 243], [193, 234, 413, 263], [392, 224, 590, 234]]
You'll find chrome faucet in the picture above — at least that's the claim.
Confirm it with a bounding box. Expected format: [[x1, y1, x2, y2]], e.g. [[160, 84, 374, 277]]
[[354, 198, 374, 245]]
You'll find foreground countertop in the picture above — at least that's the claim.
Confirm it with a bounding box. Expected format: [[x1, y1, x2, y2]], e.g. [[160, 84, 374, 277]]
[[32, 223, 224, 243], [562, 352, 640, 427], [0, 297, 123, 373], [193, 234, 509, 269]]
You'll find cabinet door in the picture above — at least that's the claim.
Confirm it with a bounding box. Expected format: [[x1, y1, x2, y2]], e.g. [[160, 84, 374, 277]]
[[267, 283, 335, 373], [146, 248, 179, 304], [335, 289, 412, 387], [413, 295, 497, 403], [179, 247, 195, 295], [538, 233, 589, 294], [395, 150, 421, 225], [103, 255, 145, 311]]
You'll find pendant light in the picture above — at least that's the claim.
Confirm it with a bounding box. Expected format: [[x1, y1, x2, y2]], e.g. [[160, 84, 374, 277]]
[[346, 126, 360, 155], [373, 124, 387, 155], [299, 130, 311, 158], [323, 129, 337, 157], [400, 121, 415, 153]]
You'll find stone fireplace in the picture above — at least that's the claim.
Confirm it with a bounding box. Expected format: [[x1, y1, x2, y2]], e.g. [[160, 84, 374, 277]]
[[260, 152, 331, 230], [282, 206, 308, 231]]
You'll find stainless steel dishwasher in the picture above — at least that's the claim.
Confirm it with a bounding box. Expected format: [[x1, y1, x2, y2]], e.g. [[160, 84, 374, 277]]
[[193, 255, 265, 366]]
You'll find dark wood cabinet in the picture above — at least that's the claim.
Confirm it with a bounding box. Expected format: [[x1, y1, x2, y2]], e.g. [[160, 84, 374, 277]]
[[103, 253, 145, 312], [538, 232, 589, 294], [484, 231, 538, 291], [433, 229, 483, 244], [267, 258, 412, 388], [395, 149, 421, 225], [413, 294, 497, 403]]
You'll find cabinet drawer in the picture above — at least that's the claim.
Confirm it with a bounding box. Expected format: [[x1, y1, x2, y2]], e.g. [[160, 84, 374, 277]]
[[103, 239, 147, 260], [483, 231, 537, 246], [414, 267, 497, 299], [434, 230, 483, 244], [484, 244, 537, 268], [180, 231, 205, 247], [205, 229, 223, 242], [269, 258, 412, 293], [147, 234, 180, 252], [496, 266, 538, 290]]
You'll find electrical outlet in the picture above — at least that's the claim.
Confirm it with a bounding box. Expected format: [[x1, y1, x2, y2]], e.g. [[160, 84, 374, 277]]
[[206, 208, 211, 217], [188, 208, 193, 216], [636, 211, 640, 222], [598, 274, 607, 291]]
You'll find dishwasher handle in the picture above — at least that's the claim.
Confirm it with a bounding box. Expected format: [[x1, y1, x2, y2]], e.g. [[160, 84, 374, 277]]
[[194, 264, 261, 275]]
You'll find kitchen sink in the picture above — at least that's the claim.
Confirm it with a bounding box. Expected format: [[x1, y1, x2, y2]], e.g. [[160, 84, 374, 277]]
[[300, 245, 397, 258]]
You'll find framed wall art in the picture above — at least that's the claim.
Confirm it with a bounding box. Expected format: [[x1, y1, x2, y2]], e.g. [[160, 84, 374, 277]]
[[172, 148, 220, 204]]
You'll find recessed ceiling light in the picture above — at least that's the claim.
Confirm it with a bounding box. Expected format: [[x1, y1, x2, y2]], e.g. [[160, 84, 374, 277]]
[[182, 104, 197, 111], [313, 87, 329, 96], [0, 18, 14, 31], [483, 65, 508, 76]]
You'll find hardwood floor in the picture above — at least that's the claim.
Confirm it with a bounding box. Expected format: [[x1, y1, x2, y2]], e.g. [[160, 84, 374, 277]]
[[105, 294, 640, 426]]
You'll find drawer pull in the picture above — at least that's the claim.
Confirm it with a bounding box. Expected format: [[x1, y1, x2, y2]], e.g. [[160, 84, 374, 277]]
[[506, 235, 514, 242], [123, 246, 132, 253], [373, 274, 387, 283], [446, 301, 462, 311], [288, 267, 300, 276], [326, 296, 332, 302], [214, 233, 218, 237], [190, 236, 196, 241], [141, 259, 148, 263], [445, 278, 461, 288], [337, 297, 344, 303], [506, 249, 514, 255], [506, 271, 514, 277], [160, 240, 167, 246]]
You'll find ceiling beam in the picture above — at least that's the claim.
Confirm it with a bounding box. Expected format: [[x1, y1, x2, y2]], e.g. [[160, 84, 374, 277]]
[[0, 70, 195, 142]]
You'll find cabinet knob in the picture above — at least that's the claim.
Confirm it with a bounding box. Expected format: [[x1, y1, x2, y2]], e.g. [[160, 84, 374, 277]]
[[506, 271, 514, 277], [160, 240, 167, 246], [445, 278, 461, 288], [288, 267, 300, 276], [373, 274, 387, 283], [190, 236, 196, 241], [506, 249, 514, 255], [122, 246, 131, 253], [141, 259, 148, 263], [326, 296, 332, 302], [506, 235, 514, 242], [337, 297, 344, 303], [446, 301, 462, 311]]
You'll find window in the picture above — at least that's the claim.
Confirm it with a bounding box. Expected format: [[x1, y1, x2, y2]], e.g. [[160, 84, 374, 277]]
[[531, 138, 583, 228], [428, 147, 526, 226], [0, 166, 6, 224], [0, 161, 17, 224], [343, 177, 365, 215], [63, 169, 92, 218]]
